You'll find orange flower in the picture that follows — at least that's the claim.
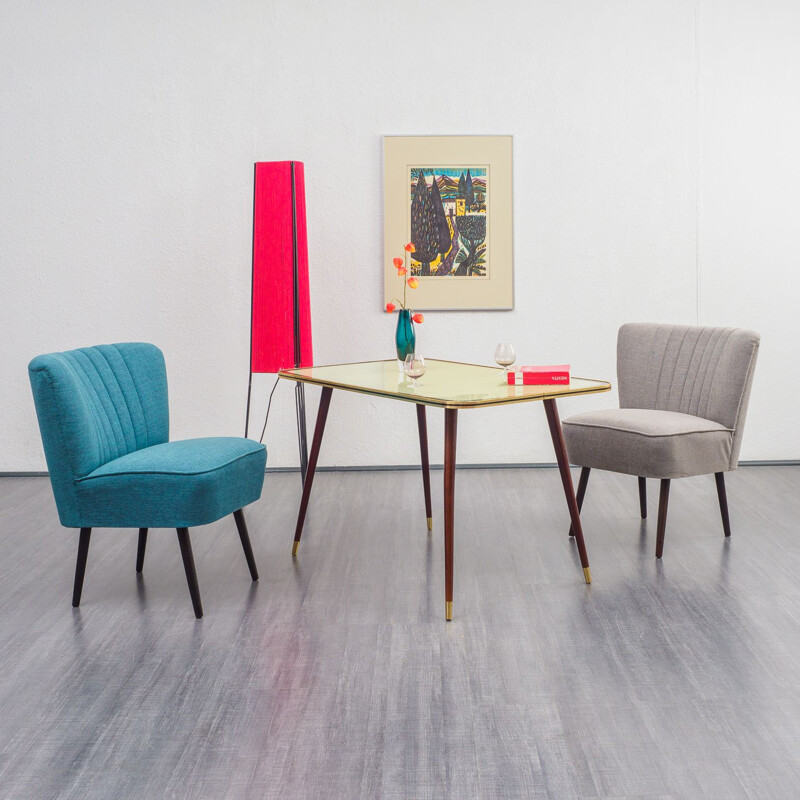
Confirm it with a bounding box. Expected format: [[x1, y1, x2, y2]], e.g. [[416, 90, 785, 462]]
[[393, 257, 403, 268], [407, 277, 419, 289], [396, 266, 407, 276], [412, 313, 424, 324], [404, 242, 416, 253], [385, 302, 396, 313]]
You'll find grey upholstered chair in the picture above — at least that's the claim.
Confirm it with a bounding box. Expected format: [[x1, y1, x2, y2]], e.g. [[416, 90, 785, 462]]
[[562, 323, 760, 557]]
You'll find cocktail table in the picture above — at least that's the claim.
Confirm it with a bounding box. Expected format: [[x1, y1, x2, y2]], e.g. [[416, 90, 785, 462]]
[[279, 359, 611, 620]]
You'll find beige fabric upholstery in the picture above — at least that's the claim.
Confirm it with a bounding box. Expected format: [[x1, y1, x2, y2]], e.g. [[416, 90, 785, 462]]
[[562, 408, 733, 479], [563, 323, 759, 479]]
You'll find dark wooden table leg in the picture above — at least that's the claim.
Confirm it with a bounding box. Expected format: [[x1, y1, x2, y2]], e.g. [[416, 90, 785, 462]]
[[292, 386, 333, 555], [568, 467, 590, 537], [543, 398, 592, 584], [416, 404, 433, 531], [443, 408, 458, 620]]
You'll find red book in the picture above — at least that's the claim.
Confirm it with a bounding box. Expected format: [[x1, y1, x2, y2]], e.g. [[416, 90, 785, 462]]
[[507, 365, 570, 385]]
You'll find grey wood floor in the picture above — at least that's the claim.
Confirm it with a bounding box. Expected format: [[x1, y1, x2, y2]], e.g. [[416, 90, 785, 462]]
[[1, 467, 800, 799]]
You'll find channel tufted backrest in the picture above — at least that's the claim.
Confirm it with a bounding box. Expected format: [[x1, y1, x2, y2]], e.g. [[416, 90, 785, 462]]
[[617, 323, 759, 466], [29, 343, 169, 525]]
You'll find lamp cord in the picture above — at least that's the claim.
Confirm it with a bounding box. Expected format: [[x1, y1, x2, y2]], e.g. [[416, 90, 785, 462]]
[[258, 376, 281, 444]]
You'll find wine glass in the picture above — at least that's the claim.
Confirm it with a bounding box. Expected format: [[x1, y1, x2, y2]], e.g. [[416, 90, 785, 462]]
[[494, 343, 516, 374], [404, 353, 426, 388]]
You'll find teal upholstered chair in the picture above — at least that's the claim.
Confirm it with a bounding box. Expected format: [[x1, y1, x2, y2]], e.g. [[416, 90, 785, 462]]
[[28, 343, 267, 618]]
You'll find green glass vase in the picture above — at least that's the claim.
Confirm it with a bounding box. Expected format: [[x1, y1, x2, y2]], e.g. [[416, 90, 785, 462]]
[[395, 309, 415, 362]]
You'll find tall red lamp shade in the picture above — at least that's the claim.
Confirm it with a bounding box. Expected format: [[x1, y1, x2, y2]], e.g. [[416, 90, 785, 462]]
[[245, 161, 313, 481]]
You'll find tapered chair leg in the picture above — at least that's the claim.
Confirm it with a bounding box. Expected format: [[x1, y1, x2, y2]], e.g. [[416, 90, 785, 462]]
[[638, 477, 647, 519], [715, 472, 732, 538], [176, 528, 203, 618], [233, 509, 259, 580], [136, 528, 148, 573], [72, 527, 92, 607], [655, 479, 671, 558], [568, 467, 591, 537]]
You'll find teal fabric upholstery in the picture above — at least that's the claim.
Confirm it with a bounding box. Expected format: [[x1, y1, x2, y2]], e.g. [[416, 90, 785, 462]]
[[76, 438, 266, 528], [29, 343, 266, 529]]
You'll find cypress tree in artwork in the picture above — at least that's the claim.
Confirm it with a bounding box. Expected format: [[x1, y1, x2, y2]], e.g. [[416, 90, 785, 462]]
[[410, 170, 439, 276], [429, 174, 452, 261], [457, 172, 466, 198], [465, 169, 474, 210]]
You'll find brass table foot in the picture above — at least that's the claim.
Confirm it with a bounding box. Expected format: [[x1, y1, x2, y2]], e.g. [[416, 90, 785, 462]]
[[583, 567, 592, 584], [427, 517, 433, 531], [445, 601, 453, 621], [292, 541, 299, 556]]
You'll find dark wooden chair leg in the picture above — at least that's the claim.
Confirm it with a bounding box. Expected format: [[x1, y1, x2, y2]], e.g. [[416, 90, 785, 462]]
[[543, 399, 591, 584], [72, 527, 92, 607], [655, 479, 671, 558], [136, 528, 148, 573], [233, 509, 259, 580], [176, 528, 203, 618], [715, 472, 732, 538], [568, 467, 591, 537], [416, 404, 433, 531], [293, 386, 333, 555], [638, 477, 647, 519], [443, 408, 458, 621]]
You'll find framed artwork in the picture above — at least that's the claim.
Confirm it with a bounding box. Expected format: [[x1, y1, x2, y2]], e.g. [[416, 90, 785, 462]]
[[383, 135, 513, 310]]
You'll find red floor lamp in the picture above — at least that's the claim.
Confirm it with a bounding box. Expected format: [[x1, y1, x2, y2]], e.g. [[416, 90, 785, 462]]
[[245, 160, 313, 483]]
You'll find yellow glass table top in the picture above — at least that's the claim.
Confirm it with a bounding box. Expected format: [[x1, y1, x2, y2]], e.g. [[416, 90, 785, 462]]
[[279, 359, 611, 409]]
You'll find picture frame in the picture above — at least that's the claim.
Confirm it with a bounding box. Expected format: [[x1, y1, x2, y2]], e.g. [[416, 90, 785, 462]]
[[383, 135, 514, 310]]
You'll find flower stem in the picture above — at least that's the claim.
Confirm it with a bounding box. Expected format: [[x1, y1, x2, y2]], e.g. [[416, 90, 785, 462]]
[[403, 247, 408, 308]]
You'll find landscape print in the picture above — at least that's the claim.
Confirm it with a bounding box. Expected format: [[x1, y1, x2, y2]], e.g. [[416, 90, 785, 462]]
[[408, 167, 488, 277]]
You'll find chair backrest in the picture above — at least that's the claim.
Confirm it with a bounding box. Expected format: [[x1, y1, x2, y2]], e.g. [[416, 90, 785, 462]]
[[28, 343, 169, 525], [617, 323, 759, 467]]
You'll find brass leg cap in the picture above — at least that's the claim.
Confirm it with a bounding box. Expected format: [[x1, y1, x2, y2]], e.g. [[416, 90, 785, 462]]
[[292, 541, 299, 556], [427, 517, 433, 531], [445, 601, 453, 621], [583, 567, 592, 584]]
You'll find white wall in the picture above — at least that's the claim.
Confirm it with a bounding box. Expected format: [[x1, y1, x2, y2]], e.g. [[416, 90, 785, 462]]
[[2, 0, 798, 471], [698, 0, 800, 459]]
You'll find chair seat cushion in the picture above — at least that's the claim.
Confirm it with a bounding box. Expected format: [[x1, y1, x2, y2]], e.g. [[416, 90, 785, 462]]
[[562, 408, 733, 479], [75, 437, 267, 528]]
